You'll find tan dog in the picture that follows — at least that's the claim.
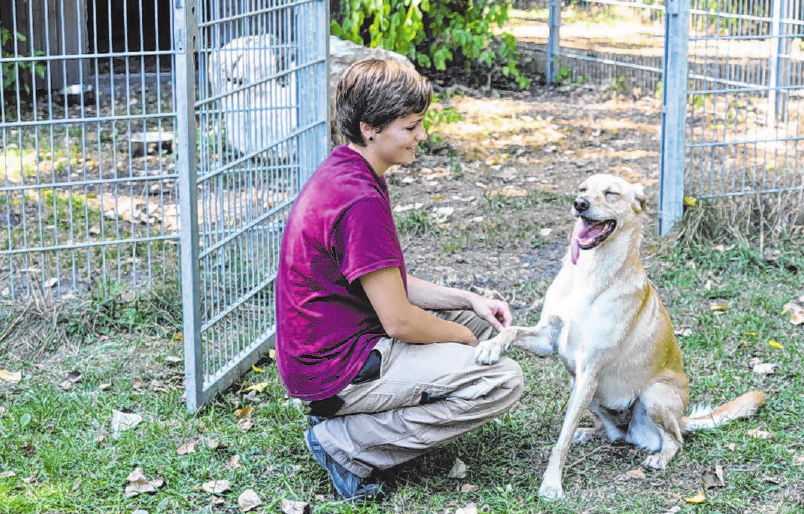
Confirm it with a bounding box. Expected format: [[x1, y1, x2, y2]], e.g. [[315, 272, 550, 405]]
[[475, 173, 765, 500]]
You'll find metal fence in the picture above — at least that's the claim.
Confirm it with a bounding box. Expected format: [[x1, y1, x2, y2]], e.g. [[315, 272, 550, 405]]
[[685, 0, 804, 237], [181, 0, 328, 411], [0, 0, 179, 303], [0, 0, 328, 412], [516, 0, 804, 236]]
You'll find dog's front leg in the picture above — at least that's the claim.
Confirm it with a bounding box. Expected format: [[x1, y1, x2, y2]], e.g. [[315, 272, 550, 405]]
[[539, 366, 600, 501], [474, 316, 562, 365]]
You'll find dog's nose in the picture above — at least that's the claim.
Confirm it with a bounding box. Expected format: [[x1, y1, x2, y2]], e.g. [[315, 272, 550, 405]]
[[573, 197, 590, 212]]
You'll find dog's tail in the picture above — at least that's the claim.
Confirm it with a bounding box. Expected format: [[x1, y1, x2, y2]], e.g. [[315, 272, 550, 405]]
[[680, 390, 766, 432]]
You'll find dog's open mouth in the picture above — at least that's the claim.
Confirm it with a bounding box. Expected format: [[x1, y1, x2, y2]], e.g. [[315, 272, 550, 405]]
[[570, 217, 616, 264]]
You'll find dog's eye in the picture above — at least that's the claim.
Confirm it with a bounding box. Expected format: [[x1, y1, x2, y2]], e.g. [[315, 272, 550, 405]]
[[605, 191, 620, 200]]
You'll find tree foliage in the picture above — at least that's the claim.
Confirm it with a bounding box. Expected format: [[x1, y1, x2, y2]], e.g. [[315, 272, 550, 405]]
[[330, 0, 532, 90]]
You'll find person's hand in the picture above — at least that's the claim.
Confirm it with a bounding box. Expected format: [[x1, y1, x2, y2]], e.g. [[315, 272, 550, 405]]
[[469, 295, 513, 332]]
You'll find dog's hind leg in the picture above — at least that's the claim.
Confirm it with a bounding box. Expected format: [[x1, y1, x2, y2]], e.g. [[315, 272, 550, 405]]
[[571, 425, 605, 444], [631, 382, 686, 469], [574, 402, 623, 444]]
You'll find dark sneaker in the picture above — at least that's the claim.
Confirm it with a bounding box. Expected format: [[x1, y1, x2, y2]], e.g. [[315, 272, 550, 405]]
[[304, 428, 383, 503]]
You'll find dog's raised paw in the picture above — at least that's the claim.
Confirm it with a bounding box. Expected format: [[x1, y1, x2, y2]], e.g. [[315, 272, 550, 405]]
[[474, 340, 502, 365]]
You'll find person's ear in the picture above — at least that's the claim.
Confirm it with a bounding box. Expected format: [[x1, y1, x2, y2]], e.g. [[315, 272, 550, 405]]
[[359, 121, 376, 143]]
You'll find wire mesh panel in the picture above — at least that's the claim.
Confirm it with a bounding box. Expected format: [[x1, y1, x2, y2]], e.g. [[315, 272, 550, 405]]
[[181, 0, 328, 411], [0, 0, 178, 304], [686, 0, 804, 234], [513, 0, 667, 94]]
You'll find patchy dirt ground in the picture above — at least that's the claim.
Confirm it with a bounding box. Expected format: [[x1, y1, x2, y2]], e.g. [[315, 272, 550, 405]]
[[388, 83, 663, 321]]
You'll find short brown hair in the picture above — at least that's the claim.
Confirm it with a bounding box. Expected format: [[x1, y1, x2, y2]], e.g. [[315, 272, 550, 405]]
[[336, 59, 432, 146]]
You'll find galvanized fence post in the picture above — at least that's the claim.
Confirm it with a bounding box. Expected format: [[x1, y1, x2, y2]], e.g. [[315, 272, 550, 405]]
[[546, 0, 561, 83], [173, 0, 202, 413], [768, 0, 788, 125], [658, 0, 690, 236]]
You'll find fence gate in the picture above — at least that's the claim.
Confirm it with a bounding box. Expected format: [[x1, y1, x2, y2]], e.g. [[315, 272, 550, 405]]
[[176, 0, 328, 412]]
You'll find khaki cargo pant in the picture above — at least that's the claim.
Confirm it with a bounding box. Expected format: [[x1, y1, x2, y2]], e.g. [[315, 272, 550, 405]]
[[309, 310, 525, 478]]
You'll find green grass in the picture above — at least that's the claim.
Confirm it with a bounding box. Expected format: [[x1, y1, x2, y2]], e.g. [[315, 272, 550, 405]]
[[1, 230, 803, 513]]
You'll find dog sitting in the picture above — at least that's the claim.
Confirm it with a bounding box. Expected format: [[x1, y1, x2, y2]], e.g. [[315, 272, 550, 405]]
[[475, 173, 766, 500]]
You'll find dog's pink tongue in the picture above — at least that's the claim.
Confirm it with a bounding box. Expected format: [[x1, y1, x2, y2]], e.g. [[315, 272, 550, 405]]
[[571, 219, 603, 265]]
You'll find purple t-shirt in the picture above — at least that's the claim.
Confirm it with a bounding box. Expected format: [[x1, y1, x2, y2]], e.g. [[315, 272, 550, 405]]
[[275, 145, 407, 401]]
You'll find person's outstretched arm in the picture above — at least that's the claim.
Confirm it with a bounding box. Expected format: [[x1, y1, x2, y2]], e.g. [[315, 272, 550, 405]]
[[360, 267, 478, 346]]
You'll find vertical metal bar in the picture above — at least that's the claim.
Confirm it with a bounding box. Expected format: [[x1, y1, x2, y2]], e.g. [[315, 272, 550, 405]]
[[176, 0, 202, 413], [768, 0, 783, 125], [546, 0, 561, 84], [659, 0, 691, 236]]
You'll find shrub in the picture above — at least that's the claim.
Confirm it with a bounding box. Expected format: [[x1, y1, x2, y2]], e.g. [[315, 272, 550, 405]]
[[331, 0, 532, 90], [1, 26, 44, 120]]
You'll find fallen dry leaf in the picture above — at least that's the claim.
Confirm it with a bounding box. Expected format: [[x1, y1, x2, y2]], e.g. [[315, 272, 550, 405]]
[[768, 340, 783, 349], [111, 410, 143, 438], [234, 407, 253, 420], [225, 455, 242, 469], [715, 464, 725, 484], [781, 302, 804, 325], [177, 440, 198, 455], [684, 491, 707, 504], [125, 467, 164, 497], [202, 479, 232, 495], [238, 489, 263, 512], [626, 469, 646, 479], [0, 370, 22, 383], [127, 468, 147, 482], [747, 429, 773, 439], [710, 303, 728, 311], [235, 406, 254, 431], [280, 499, 311, 514], [243, 382, 270, 393], [456, 503, 479, 514], [447, 457, 468, 479], [752, 362, 776, 375], [460, 483, 479, 493], [702, 468, 725, 489]]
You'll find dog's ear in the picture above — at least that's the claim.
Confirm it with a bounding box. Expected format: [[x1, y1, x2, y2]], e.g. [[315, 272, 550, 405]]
[[631, 183, 647, 214]]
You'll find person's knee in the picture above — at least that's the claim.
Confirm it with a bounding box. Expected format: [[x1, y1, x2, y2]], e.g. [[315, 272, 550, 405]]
[[493, 356, 525, 401]]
